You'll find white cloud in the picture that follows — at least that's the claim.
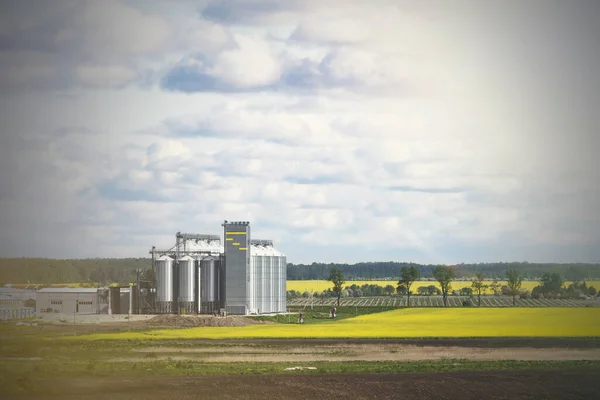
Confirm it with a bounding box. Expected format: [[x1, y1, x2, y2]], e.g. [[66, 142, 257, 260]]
[[0, 0, 598, 263], [208, 34, 283, 87]]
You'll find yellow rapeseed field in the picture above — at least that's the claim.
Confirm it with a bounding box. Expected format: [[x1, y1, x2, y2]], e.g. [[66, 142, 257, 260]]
[[286, 280, 600, 293], [70, 308, 600, 341]]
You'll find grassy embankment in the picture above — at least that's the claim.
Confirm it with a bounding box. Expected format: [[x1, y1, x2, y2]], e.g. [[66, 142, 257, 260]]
[[64, 308, 600, 340]]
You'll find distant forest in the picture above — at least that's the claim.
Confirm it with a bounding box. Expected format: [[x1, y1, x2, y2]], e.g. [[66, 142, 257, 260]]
[[286, 262, 600, 281], [1, 258, 600, 286]]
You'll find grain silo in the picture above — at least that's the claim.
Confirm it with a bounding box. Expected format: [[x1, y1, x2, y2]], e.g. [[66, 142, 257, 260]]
[[250, 239, 287, 314], [155, 255, 174, 313], [199, 256, 220, 314], [177, 255, 195, 314]]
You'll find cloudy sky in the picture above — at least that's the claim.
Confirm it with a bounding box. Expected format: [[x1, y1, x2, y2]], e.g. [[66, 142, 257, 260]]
[[0, 0, 598, 264]]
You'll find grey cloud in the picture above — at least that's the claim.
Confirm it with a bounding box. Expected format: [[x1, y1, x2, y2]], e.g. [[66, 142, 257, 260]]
[[386, 186, 465, 194], [284, 175, 353, 185], [160, 52, 367, 94], [0, 0, 170, 91], [96, 179, 167, 203], [199, 0, 302, 24]]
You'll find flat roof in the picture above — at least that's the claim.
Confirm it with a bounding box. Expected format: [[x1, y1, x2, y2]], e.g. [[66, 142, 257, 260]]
[[37, 288, 101, 293]]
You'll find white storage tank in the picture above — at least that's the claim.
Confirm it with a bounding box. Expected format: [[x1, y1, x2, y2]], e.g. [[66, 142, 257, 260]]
[[155, 255, 174, 313], [177, 255, 195, 314], [250, 240, 287, 314], [200, 256, 220, 313]]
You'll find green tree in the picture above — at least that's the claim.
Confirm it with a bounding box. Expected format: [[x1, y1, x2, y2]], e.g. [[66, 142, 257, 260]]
[[538, 272, 564, 295], [489, 279, 501, 296], [506, 268, 523, 306], [427, 285, 441, 295], [433, 265, 456, 306], [383, 285, 395, 296], [471, 273, 489, 306], [398, 266, 420, 307], [327, 267, 345, 307]]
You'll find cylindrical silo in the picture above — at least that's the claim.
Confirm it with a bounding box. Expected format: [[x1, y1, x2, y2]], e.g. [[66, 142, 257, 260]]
[[177, 255, 195, 314], [272, 254, 280, 313], [256, 255, 265, 314], [248, 253, 254, 314], [266, 255, 274, 313], [278, 255, 287, 312], [196, 259, 202, 313], [200, 256, 220, 314], [155, 255, 174, 313]]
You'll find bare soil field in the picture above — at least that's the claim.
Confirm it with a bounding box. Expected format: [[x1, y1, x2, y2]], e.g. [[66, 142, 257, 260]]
[[4, 370, 599, 400], [128, 343, 600, 363]]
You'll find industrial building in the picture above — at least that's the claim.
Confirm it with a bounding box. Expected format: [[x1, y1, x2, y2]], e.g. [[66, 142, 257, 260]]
[[26, 220, 286, 318], [1, 290, 35, 321], [36, 287, 135, 315], [150, 220, 287, 315]]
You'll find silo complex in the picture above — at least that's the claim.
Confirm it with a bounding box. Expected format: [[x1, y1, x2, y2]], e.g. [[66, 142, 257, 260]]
[[150, 222, 287, 315]]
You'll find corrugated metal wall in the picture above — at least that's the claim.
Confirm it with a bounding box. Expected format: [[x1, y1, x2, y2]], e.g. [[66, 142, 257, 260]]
[[222, 222, 250, 314], [249, 243, 287, 314]]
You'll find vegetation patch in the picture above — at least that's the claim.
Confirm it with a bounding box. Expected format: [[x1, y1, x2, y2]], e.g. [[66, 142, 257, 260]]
[[64, 308, 600, 340]]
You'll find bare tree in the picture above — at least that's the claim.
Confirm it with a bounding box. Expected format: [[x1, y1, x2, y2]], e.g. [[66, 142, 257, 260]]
[[471, 273, 489, 307], [398, 266, 420, 307], [433, 265, 457, 307]]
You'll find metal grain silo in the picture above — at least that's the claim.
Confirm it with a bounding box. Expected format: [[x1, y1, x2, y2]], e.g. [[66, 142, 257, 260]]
[[177, 255, 195, 314], [266, 254, 275, 313], [248, 252, 255, 314], [155, 255, 174, 313], [249, 251, 259, 314], [278, 254, 287, 312], [200, 256, 220, 314], [258, 254, 267, 314], [272, 251, 280, 313]]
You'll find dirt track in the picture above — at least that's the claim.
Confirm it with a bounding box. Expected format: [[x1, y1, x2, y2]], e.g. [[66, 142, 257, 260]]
[[129, 344, 600, 363], [6, 370, 600, 400]]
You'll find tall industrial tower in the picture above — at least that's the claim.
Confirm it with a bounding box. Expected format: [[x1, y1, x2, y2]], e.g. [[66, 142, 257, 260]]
[[221, 220, 251, 315]]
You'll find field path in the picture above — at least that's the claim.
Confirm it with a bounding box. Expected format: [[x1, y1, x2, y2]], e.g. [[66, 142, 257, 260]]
[[127, 344, 600, 363]]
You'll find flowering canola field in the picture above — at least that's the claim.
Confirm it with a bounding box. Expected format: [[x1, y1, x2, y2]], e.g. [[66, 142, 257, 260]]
[[72, 308, 600, 341], [286, 280, 600, 293]]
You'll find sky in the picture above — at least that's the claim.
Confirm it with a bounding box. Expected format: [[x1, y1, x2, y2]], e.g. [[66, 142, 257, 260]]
[[0, 0, 598, 264]]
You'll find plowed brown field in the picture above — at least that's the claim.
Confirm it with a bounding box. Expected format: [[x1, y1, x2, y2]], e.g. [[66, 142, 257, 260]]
[[7, 370, 600, 400]]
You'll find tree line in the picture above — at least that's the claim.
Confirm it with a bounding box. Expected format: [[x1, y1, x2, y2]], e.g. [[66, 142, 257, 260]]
[[313, 266, 599, 307], [287, 262, 600, 281], [2, 258, 600, 287], [0, 258, 149, 286]]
